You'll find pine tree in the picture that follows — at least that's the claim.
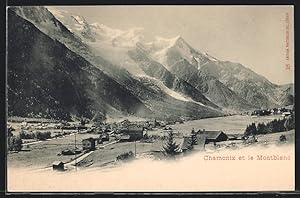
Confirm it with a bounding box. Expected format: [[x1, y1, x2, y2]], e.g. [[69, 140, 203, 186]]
[[257, 123, 267, 134], [266, 121, 274, 133], [187, 129, 198, 150], [244, 123, 257, 136], [163, 130, 180, 157]]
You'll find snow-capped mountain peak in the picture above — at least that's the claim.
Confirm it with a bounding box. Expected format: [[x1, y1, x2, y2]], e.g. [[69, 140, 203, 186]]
[[145, 35, 182, 51], [48, 7, 145, 47], [141, 35, 217, 70], [47, 7, 96, 41]]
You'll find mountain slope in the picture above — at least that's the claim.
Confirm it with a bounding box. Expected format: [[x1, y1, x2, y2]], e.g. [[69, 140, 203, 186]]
[[276, 83, 294, 106], [128, 44, 220, 109], [7, 9, 151, 121], [147, 36, 294, 110], [199, 61, 277, 108], [8, 7, 224, 121], [47, 6, 294, 111], [142, 37, 254, 111], [169, 59, 255, 112], [46, 8, 222, 110]]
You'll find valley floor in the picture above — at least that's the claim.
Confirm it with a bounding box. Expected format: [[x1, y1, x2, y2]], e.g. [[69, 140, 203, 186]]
[[7, 115, 293, 171], [7, 129, 295, 192]]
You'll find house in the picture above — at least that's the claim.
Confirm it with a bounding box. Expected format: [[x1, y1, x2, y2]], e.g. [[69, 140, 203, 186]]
[[282, 112, 291, 117], [197, 130, 228, 144], [118, 134, 131, 142], [82, 138, 96, 151], [119, 127, 145, 142], [100, 133, 109, 142], [52, 161, 64, 171]]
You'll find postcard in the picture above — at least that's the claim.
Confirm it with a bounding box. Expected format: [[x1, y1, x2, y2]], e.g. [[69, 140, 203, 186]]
[[6, 5, 295, 192]]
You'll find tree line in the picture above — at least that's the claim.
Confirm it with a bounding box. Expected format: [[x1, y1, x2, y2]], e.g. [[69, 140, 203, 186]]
[[19, 130, 52, 140], [8, 128, 53, 152], [244, 114, 295, 137]]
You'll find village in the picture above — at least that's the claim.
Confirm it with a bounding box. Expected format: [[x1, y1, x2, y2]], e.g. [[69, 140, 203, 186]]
[[243, 106, 294, 117], [7, 107, 295, 172]]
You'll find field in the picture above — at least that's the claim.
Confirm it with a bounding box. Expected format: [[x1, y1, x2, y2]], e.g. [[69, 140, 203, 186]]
[[7, 133, 99, 169], [151, 114, 285, 136], [77, 140, 165, 169], [7, 132, 181, 170]]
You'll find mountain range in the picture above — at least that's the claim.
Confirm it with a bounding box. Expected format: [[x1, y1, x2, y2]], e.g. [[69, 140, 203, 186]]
[[7, 6, 294, 121]]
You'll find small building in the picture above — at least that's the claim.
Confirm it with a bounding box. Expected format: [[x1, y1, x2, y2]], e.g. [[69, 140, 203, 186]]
[[198, 130, 228, 144], [282, 112, 291, 117], [82, 137, 96, 151], [99, 133, 110, 142], [61, 149, 75, 155], [118, 134, 131, 142], [119, 127, 145, 142], [52, 161, 64, 171]]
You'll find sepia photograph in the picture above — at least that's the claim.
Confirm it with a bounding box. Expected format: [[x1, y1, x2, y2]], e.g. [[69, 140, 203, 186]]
[[6, 5, 295, 192]]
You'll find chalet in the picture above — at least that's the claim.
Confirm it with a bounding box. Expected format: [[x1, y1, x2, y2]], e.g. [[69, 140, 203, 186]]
[[52, 161, 64, 171], [119, 127, 145, 142], [197, 130, 228, 144], [82, 138, 96, 151]]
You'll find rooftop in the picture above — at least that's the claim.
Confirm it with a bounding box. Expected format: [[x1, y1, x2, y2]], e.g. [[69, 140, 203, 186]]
[[52, 161, 64, 165]]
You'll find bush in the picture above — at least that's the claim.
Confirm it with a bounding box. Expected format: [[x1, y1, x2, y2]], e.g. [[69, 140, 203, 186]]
[[116, 151, 134, 161], [279, 135, 287, 142], [36, 131, 51, 140], [19, 131, 36, 139]]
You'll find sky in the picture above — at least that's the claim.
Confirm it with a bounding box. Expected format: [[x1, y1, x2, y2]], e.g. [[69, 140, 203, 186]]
[[49, 6, 294, 85]]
